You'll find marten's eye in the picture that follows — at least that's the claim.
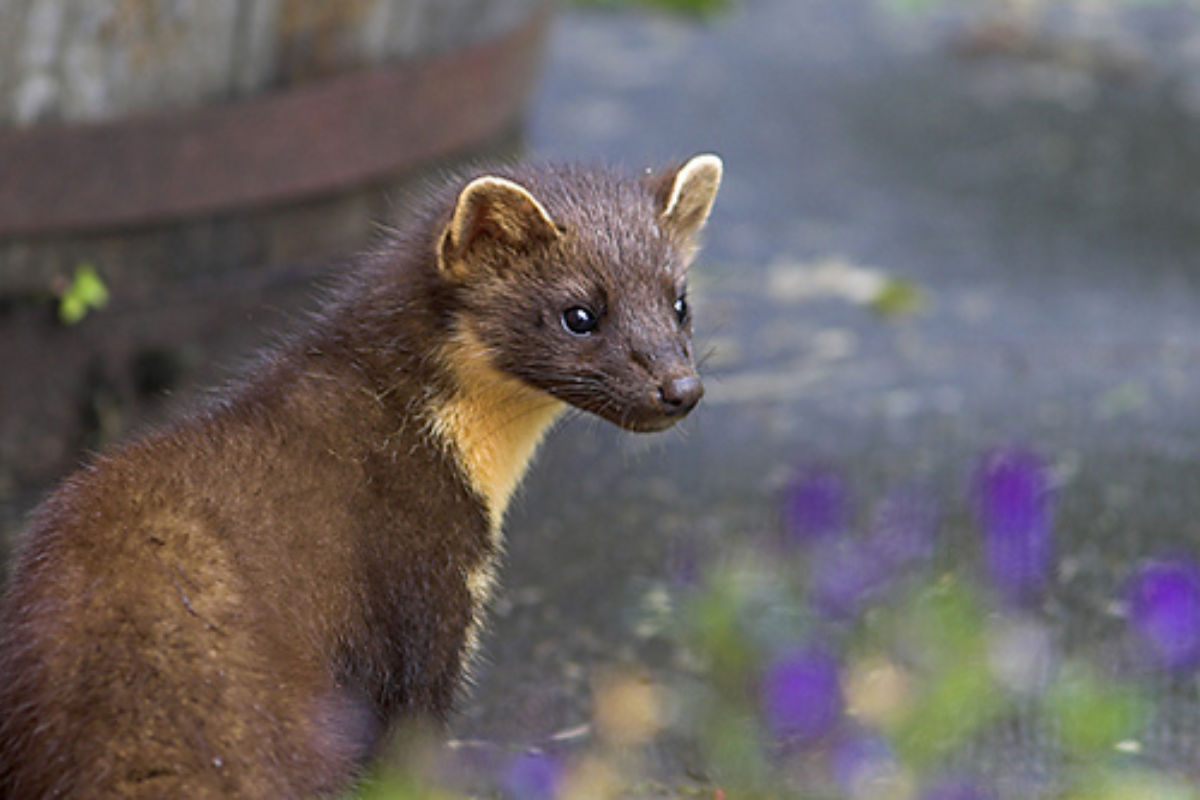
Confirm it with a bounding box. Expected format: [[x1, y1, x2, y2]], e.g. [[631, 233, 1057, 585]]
[[562, 306, 599, 336], [673, 295, 690, 325]]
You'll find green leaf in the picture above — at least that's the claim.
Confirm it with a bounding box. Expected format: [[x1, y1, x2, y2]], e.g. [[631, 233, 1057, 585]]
[[686, 559, 783, 687], [892, 655, 1003, 766], [570, 0, 732, 17], [1094, 381, 1151, 420], [880, 578, 1007, 765], [890, 577, 988, 665], [704, 713, 772, 793], [1048, 663, 1149, 758], [58, 264, 109, 326], [868, 277, 925, 319], [1063, 767, 1200, 800]]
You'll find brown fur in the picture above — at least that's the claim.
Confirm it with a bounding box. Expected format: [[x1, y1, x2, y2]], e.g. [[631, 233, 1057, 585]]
[[0, 156, 721, 798]]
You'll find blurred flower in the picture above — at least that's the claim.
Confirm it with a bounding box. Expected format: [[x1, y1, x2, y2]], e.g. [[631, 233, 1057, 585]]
[[807, 541, 890, 622], [759, 647, 843, 746], [830, 732, 899, 798], [503, 751, 564, 800], [871, 487, 938, 569], [666, 536, 702, 588], [593, 670, 662, 746], [1124, 557, 1200, 672], [921, 774, 997, 800], [971, 448, 1055, 602], [986, 615, 1055, 695], [555, 756, 619, 800], [844, 657, 914, 730], [782, 465, 848, 544], [804, 488, 939, 623]]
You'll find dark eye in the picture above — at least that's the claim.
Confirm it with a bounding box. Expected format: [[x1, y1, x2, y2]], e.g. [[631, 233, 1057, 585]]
[[673, 295, 690, 325], [562, 306, 599, 336]]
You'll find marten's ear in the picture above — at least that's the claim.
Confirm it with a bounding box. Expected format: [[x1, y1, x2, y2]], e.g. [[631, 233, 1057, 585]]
[[440, 176, 560, 278], [653, 154, 723, 246]]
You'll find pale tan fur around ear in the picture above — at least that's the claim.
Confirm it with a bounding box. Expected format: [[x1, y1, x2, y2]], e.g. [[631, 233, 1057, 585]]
[[440, 176, 560, 276], [661, 154, 723, 243]]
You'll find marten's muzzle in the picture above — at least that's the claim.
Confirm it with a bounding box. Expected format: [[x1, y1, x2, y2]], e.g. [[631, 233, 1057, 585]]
[[658, 374, 704, 418]]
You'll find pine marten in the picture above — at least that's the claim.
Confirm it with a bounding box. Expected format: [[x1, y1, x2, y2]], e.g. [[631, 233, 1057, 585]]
[[0, 155, 722, 798]]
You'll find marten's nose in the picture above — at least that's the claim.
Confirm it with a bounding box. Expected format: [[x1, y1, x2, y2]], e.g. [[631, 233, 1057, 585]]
[[659, 375, 704, 416]]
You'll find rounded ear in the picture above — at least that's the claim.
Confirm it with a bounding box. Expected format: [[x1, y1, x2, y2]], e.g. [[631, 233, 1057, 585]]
[[440, 176, 560, 278], [657, 154, 723, 244]]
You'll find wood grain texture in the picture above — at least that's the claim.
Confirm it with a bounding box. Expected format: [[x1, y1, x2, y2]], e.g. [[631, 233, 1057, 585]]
[[0, 0, 547, 126], [0, 6, 552, 236]]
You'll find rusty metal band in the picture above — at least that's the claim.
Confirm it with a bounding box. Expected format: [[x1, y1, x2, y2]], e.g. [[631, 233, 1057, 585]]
[[0, 8, 552, 239]]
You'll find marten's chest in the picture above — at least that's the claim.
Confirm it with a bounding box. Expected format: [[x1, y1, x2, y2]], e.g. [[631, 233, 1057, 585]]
[[428, 330, 565, 533]]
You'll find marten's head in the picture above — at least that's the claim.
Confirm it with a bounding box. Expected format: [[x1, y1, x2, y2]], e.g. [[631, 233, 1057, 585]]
[[437, 155, 722, 433]]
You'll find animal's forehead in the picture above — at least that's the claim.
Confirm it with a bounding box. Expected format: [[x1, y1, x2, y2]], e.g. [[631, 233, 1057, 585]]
[[495, 164, 682, 281], [511, 165, 652, 225], [564, 214, 678, 290], [557, 194, 673, 269]]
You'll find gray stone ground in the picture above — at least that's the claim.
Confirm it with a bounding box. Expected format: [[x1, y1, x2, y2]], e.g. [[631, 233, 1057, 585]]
[[455, 0, 1200, 794]]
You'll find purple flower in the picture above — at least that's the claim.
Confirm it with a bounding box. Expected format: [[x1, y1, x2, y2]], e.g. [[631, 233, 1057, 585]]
[[807, 542, 890, 622], [1125, 557, 1200, 672], [871, 487, 939, 569], [759, 647, 843, 745], [971, 448, 1054, 602], [805, 489, 939, 622], [922, 774, 997, 800], [666, 537, 702, 589], [830, 733, 893, 795], [782, 465, 848, 545], [503, 751, 564, 800]]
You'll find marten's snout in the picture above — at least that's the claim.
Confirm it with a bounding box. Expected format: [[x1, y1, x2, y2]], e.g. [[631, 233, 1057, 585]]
[[659, 374, 704, 417]]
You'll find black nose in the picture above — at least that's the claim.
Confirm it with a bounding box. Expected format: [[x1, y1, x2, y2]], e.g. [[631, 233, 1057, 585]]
[[659, 375, 704, 415]]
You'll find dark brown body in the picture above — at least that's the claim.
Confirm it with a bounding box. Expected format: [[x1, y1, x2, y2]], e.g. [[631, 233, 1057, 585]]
[[0, 156, 721, 798]]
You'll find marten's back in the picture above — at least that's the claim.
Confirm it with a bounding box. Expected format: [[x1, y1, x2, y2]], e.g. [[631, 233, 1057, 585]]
[[0, 155, 721, 798]]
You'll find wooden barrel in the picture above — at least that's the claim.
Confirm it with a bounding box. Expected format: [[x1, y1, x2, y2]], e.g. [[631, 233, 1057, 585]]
[[0, 0, 554, 523]]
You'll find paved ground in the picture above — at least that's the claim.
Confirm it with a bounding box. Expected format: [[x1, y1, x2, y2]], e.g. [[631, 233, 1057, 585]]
[[458, 0, 1200, 794]]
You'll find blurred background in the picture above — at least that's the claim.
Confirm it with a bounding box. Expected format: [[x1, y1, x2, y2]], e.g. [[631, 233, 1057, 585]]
[[4, 0, 1200, 797]]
